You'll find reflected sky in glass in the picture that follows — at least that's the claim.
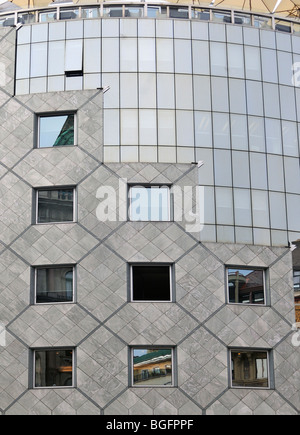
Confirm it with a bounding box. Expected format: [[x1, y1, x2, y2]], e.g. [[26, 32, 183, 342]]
[[39, 114, 74, 148]]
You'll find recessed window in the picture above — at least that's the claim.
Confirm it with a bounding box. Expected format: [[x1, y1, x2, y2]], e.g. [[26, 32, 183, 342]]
[[230, 350, 270, 389], [131, 265, 172, 302], [38, 113, 75, 148], [131, 347, 174, 387], [36, 187, 75, 224], [227, 267, 265, 305], [35, 266, 74, 304], [34, 348, 74, 388], [129, 185, 171, 222]]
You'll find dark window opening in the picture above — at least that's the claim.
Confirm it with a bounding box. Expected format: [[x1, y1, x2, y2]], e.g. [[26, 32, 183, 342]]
[[65, 70, 83, 77], [131, 265, 172, 302]]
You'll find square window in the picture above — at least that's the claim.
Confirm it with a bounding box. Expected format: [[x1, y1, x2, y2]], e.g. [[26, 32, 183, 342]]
[[131, 264, 172, 302], [129, 185, 171, 221], [227, 267, 266, 305], [35, 266, 74, 304], [230, 350, 270, 389], [34, 348, 74, 388], [36, 187, 75, 224], [38, 113, 76, 148], [131, 347, 174, 387]]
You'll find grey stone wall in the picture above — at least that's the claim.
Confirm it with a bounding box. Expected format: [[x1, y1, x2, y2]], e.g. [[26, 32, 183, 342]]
[[0, 27, 299, 415]]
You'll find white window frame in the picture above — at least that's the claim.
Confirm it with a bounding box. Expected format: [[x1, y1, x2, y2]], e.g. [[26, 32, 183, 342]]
[[130, 264, 173, 303], [33, 348, 74, 389], [37, 112, 77, 149], [131, 347, 175, 388], [35, 186, 76, 225], [229, 349, 271, 390], [128, 184, 171, 222], [34, 265, 75, 305], [226, 266, 267, 306]]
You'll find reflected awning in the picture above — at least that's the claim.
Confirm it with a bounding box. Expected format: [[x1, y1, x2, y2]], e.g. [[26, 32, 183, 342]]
[[207, 0, 300, 18]]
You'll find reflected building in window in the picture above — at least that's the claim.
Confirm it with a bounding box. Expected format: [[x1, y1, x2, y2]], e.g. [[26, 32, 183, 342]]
[[132, 348, 173, 386], [231, 350, 269, 389]]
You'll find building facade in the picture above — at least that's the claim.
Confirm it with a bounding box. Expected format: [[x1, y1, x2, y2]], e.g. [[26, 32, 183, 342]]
[[0, 0, 300, 415]]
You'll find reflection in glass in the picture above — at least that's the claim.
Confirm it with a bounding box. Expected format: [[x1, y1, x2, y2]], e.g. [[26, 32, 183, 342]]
[[129, 186, 170, 221], [39, 11, 56, 23], [82, 8, 100, 19], [133, 348, 173, 386], [132, 265, 171, 301], [125, 6, 144, 17], [37, 189, 74, 223], [294, 270, 300, 324], [231, 351, 269, 388], [39, 114, 75, 148], [228, 268, 265, 304], [35, 349, 73, 388], [36, 267, 73, 303]]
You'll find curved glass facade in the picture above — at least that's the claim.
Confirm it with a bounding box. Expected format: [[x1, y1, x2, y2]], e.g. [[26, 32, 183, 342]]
[[15, 9, 300, 245]]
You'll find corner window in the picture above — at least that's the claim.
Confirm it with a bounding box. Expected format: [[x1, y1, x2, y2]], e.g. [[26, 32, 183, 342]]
[[227, 267, 266, 305], [35, 266, 74, 304], [128, 185, 171, 222], [230, 350, 270, 389], [131, 347, 174, 387], [130, 264, 173, 302], [34, 348, 74, 388], [36, 187, 75, 224], [38, 113, 75, 148]]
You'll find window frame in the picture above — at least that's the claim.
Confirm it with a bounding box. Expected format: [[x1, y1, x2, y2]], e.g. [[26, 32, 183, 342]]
[[294, 268, 300, 326], [226, 266, 268, 307], [36, 111, 77, 149], [229, 348, 272, 390], [32, 347, 75, 389], [128, 184, 172, 222], [129, 263, 174, 303], [33, 264, 76, 305], [130, 346, 176, 388], [35, 186, 76, 225]]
